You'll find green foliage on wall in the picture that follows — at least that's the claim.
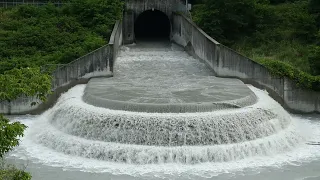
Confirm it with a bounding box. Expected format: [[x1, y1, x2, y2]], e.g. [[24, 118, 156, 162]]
[[256, 58, 320, 90]]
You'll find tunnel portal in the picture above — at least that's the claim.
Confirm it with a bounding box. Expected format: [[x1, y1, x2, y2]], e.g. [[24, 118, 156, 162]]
[[134, 10, 171, 40]]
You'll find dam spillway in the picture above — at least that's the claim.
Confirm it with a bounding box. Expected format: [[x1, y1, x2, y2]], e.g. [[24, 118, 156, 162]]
[[29, 42, 304, 165]]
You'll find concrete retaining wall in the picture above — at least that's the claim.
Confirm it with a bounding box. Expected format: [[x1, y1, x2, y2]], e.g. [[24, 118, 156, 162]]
[[125, 0, 181, 18], [0, 21, 123, 115], [109, 21, 123, 72], [51, 45, 112, 90], [172, 13, 320, 113], [0, 96, 41, 115]]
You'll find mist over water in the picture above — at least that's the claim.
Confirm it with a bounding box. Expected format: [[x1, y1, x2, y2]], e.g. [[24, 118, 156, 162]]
[[7, 43, 320, 179]]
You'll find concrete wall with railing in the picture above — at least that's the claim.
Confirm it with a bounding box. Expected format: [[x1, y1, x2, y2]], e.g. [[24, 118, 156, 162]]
[[50, 45, 112, 90], [172, 13, 320, 113], [0, 21, 123, 115]]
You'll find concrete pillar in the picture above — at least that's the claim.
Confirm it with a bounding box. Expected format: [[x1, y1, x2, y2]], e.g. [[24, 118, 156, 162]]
[[123, 10, 135, 44]]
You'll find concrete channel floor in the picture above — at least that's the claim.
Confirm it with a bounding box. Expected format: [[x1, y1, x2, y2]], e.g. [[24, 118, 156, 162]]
[[83, 41, 257, 113]]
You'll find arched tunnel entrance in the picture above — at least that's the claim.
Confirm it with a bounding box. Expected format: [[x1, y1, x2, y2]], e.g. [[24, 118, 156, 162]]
[[134, 10, 171, 40]]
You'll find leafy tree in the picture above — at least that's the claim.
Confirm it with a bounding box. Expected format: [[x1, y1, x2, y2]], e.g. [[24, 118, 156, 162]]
[[192, 0, 264, 45], [192, 0, 318, 74], [0, 67, 51, 157], [308, 45, 320, 75], [0, 68, 52, 103], [0, 67, 51, 179], [0, 115, 26, 158], [266, 1, 317, 42], [269, 0, 303, 4], [309, 0, 320, 28]]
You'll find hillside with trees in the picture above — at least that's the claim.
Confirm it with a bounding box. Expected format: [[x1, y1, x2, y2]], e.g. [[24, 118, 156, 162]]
[[192, 0, 320, 89], [0, 0, 123, 73]]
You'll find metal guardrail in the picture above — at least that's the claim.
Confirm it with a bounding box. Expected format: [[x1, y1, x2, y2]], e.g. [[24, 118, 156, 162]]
[[0, 1, 69, 8]]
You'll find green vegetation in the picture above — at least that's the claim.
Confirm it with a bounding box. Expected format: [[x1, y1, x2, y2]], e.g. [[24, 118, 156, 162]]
[[0, 67, 53, 180], [0, 1, 123, 179], [0, 111, 30, 179], [256, 58, 320, 90], [0, 68, 52, 103], [0, 114, 26, 158], [192, 0, 320, 90], [0, 164, 31, 180], [0, 113, 30, 180], [0, 0, 123, 74]]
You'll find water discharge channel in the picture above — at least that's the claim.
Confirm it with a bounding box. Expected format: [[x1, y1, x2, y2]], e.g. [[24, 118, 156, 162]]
[[6, 42, 320, 179]]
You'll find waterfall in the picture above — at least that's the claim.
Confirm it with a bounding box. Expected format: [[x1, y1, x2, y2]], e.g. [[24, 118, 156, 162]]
[[28, 43, 304, 165]]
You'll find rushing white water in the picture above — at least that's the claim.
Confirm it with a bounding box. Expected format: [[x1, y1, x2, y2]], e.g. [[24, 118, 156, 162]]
[[7, 43, 320, 179], [8, 85, 320, 179], [7, 43, 306, 165]]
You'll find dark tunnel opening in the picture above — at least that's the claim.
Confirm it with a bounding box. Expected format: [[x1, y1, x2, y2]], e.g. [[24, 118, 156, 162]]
[[134, 10, 171, 41]]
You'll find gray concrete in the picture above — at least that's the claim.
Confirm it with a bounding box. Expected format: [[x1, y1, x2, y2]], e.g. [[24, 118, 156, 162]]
[[0, 96, 41, 115], [84, 77, 256, 113], [51, 44, 111, 90], [125, 0, 181, 18], [122, 0, 184, 44], [83, 42, 256, 113], [109, 21, 123, 72], [172, 13, 320, 113]]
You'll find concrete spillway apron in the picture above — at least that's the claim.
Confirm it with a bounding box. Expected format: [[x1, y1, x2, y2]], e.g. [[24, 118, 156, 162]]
[[83, 42, 257, 113]]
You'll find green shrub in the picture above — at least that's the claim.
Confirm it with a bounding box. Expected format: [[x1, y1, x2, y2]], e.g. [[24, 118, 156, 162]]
[[0, 163, 31, 180], [0, 169, 31, 180], [234, 40, 311, 73], [0, 0, 123, 74], [192, 0, 261, 45], [0, 68, 52, 102], [0, 115, 26, 158], [308, 45, 320, 76], [256, 58, 320, 90]]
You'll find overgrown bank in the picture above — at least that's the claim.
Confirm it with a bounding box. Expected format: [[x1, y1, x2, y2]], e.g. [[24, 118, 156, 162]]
[[191, 0, 320, 90]]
